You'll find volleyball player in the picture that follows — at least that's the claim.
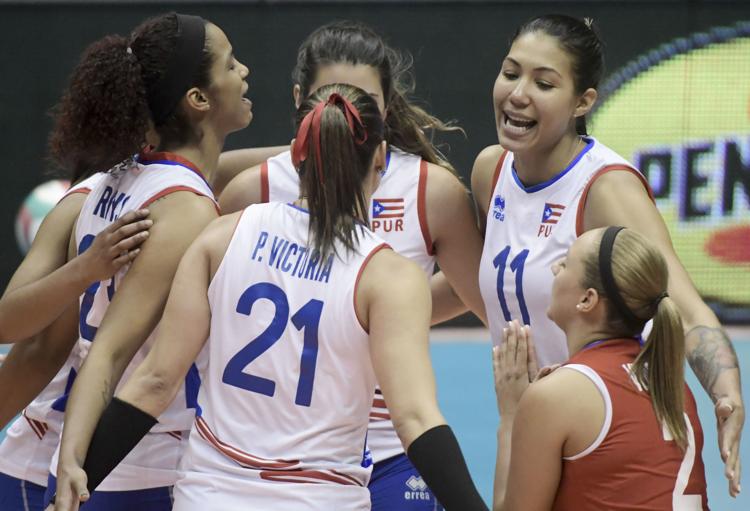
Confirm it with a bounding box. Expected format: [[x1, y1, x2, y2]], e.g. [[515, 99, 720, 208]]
[[218, 21, 485, 509], [492, 227, 708, 510], [472, 14, 742, 494], [53, 84, 488, 511], [41, 12, 252, 510], [0, 178, 150, 511]]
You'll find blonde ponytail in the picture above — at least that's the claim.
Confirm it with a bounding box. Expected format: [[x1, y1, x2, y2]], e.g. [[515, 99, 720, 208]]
[[582, 227, 687, 448]]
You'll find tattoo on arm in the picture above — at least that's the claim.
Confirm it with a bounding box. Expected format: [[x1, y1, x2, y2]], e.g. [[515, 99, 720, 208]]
[[685, 326, 739, 399], [100, 377, 113, 409]]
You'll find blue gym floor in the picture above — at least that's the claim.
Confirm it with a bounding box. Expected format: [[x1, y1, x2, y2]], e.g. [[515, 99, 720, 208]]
[[2, 330, 748, 509]]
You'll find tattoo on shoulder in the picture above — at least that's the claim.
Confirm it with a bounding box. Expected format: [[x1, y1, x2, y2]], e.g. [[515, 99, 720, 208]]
[[686, 326, 739, 397]]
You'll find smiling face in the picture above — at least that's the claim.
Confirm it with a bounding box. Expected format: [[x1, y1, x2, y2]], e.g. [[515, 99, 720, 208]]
[[296, 63, 386, 115], [493, 31, 591, 155], [202, 23, 252, 134]]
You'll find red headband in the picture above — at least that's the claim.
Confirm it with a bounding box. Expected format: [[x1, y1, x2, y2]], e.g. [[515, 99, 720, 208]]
[[291, 93, 369, 183]]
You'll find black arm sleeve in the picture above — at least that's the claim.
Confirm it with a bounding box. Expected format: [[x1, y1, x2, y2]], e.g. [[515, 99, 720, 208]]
[[406, 424, 488, 511], [82, 397, 158, 492]]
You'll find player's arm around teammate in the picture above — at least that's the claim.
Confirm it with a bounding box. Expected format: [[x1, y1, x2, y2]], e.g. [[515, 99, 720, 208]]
[[0, 194, 150, 428], [52, 15, 255, 508], [221, 158, 486, 328], [51, 212, 488, 511], [582, 167, 743, 495], [56, 84, 488, 511], [50, 211, 233, 510], [0, 202, 150, 344], [53, 192, 217, 509], [474, 145, 743, 497], [213, 145, 287, 196], [219, 152, 485, 326], [422, 162, 487, 325], [470, 15, 742, 493]]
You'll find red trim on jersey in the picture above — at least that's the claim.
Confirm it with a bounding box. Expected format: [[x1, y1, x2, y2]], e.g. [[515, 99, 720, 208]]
[[369, 411, 391, 420], [575, 165, 654, 237], [167, 431, 182, 440], [260, 469, 363, 486], [140, 186, 220, 214], [488, 150, 508, 212], [372, 398, 387, 409], [66, 187, 91, 196], [23, 411, 47, 440], [138, 151, 204, 178], [417, 160, 436, 256], [353, 243, 392, 332], [57, 186, 91, 206], [260, 161, 270, 203], [195, 416, 300, 470]]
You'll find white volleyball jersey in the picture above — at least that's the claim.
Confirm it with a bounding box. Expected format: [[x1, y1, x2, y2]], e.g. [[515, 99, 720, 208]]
[[49, 152, 216, 491], [263, 148, 436, 463], [0, 173, 105, 486], [479, 138, 650, 366], [181, 202, 386, 509], [66, 173, 106, 197]]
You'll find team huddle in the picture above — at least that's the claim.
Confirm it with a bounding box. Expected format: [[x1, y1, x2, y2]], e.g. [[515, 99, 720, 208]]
[[0, 10, 743, 511]]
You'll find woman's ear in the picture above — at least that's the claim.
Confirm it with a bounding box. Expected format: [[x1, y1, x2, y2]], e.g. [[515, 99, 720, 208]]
[[574, 88, 598, 119], [185, 87, 211, 113], [578, 287, 600, 313]]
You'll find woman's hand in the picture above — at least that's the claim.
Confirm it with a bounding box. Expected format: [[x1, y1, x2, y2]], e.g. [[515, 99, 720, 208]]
[[52, 459, 90, 511], [77, 209, 152, 283], [493, 320, 537, 417]]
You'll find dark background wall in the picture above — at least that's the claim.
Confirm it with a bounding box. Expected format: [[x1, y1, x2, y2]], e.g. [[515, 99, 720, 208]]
[[0, 0, 747, 292]]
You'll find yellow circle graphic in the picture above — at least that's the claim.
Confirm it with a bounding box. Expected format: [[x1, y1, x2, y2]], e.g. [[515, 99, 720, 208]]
[[592, 25, 750, 305]]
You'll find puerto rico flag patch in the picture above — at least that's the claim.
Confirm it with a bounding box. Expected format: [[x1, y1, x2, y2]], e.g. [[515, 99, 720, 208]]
[[541, 203, 565, 224], [372, 198, 404, 219]]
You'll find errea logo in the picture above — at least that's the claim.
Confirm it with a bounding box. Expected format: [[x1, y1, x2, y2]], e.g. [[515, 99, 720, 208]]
[[493, 195, 506, 221], [406, 476, 427, 491], [404, 476, 430, 500]]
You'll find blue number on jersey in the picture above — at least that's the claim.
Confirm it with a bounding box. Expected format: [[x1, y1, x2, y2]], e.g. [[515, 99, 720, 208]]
[[493, 245, 530, 325], [77, 234, 116, 341], [223, 282, 323, 407]]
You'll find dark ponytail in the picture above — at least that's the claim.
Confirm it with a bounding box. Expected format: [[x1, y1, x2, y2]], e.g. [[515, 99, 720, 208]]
[[512, 14, 604, 136], [582, 228, 687, 448], [293, 20, 460, 173], [293, 83, 384, 258], [48, 12, 212, 181]]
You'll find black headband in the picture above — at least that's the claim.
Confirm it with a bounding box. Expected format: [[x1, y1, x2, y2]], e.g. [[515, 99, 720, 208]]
[[146, 14, 206, 126], [598, 226, 642, 328]]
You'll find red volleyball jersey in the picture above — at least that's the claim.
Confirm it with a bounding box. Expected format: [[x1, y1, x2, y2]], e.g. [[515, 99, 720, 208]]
[[553, 339, 708, 510]]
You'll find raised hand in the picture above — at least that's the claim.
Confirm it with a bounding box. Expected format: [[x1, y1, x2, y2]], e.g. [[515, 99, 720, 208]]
[[493, 320, 535, 416]]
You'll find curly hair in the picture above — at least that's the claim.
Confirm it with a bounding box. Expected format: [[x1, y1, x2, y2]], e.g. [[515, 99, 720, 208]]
[[48, 12, 212, 182]]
